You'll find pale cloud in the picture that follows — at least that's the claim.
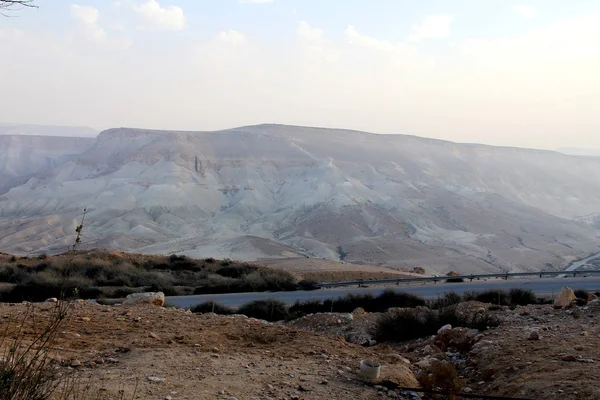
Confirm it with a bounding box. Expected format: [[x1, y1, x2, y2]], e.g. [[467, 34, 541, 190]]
[[513, 5, 535, 19], [133, 0, 185, 31], [297, 21, 322, 41], [70, 4, 133, 49], [219, 30, 246, 46], [344, 25, 421, 69], [71, 4, 100, 25], [346, 25, 398, 52], [70, 5, 108, 42], [408, 14, 454, 42], [239, 0, 274, 3], [0, 28, 24, 39], [296, 21, 338, 63], [3, 5, 600, 151]]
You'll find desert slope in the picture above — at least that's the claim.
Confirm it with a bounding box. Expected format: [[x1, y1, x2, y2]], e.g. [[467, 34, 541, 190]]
[[1, 124, 599, 274]]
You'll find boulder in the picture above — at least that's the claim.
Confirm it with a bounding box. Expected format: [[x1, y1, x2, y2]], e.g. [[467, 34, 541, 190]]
[[435, 327, 472, 352], [554, 287, 576, 308], [437, 324, 452, 334], [379, 363, 419, 390], [123, 292, 165, 307], [527, 330, 540, 341], [352, 307, 368, 318]]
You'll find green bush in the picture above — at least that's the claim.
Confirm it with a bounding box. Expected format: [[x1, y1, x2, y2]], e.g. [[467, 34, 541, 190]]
[[509, 288, 537, 306], [429, 292, 463, 309], [289, 299, 330, 318], [373, 304, 500, 343], [288, 290, 427, 317], [296, 279, 319, 290], [373, 289, 426, 310], [191, 301, 235, 315], [237, 299, 289, 321], [372, 308, 440, 342], [438, 306, 500, 331], [473, 289, 509, 306]]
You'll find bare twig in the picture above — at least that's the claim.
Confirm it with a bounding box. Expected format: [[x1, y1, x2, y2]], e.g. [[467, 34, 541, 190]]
[[0, 0, 37, 17]]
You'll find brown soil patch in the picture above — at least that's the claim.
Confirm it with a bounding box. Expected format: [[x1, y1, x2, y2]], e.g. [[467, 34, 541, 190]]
[[260, 257, 423, 282]]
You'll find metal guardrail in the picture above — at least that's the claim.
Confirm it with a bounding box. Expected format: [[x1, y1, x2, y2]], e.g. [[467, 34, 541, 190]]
[[316, 270, 600, 288]]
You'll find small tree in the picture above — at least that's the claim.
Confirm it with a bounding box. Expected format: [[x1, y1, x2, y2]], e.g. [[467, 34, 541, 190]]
[[0, 1, 37, 17]]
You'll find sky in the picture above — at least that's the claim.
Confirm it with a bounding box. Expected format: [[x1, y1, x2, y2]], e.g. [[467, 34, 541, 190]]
[[0, 0, 599, 149]]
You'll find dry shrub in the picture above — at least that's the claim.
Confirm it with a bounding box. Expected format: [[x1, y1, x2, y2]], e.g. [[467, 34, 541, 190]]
[[0, 302, 138, 400], [417, 360, 465, 400], [191, 301, 234, 315], [0, 302, 72, 400], [237, 299, 289, 321]]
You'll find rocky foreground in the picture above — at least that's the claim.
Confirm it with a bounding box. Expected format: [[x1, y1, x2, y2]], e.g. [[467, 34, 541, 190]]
[[1, 294, 600, 400]]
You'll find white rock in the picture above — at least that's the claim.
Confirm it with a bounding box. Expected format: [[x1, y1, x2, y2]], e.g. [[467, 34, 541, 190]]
[[438, 324, 452, 334], [123, 292, 165, 307]]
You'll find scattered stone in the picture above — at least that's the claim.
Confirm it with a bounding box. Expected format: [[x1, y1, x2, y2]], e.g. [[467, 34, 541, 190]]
[[561, 355, 577, 362], [70, 359, 82, 368], [467, 329, 479, 338], [45, 297, 58, 303], [147, 376, 166, 383], [80, 317, 91, 322], [554, 287, 576, 308], [320, 379, 329, 385], [463, 387, 473, 394], [422, 345, 438, 355], [415, 358, 433, 369], [581, 331, 589, 337], [388, 354, 411, 365], [527, 330, 540, 341], [149, 332, 159, 339]]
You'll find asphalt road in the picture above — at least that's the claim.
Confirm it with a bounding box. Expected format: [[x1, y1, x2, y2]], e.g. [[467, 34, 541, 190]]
[[165, 277, 600, 308]]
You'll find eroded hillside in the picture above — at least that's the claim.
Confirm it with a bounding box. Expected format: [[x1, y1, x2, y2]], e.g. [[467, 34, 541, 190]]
[[1, 124, 600, 273]]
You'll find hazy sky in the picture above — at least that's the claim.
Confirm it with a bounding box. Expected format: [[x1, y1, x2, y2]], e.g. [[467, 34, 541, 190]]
[[1, 0, 599, 149]]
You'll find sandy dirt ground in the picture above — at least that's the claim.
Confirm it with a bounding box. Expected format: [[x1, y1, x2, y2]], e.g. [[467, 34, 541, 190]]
[[0, 301, 417, 400], [3, 298, 600, 400]]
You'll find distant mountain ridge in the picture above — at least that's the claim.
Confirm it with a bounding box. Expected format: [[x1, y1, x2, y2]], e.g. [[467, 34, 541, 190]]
[[0, 122, 98, 138], [1, 124, 599, 274], [556, 147, 600, 157]]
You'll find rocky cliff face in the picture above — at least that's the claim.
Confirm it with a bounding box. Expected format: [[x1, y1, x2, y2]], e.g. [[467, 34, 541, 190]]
[[1, 124, 599, 273]]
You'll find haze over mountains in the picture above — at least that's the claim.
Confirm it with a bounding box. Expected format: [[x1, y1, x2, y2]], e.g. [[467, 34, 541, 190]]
[[1, 124, 600, 274], [0, 123, 97, 138]]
